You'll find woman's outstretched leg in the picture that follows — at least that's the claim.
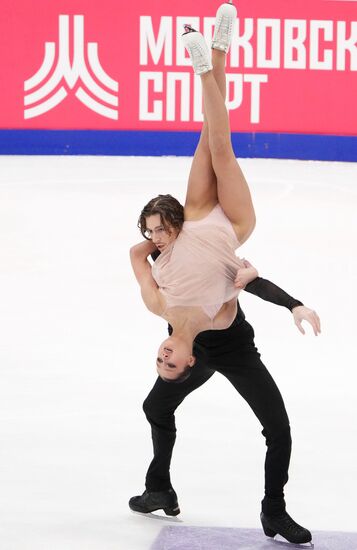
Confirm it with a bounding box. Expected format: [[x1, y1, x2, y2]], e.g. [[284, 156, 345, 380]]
[[183, 5, 256, 243], [184, 34, 228, 217], [184, 0, 234, 218], [184, 113, 217, 218], [201, 64, 256, 244]]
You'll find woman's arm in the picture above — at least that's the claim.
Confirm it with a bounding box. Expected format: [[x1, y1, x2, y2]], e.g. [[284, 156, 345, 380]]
[[129, 241, 163, 315], [244, 277, 321, 335], [244, 276, 303, 311]]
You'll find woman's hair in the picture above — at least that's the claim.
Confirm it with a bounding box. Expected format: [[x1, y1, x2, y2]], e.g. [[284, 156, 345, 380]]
[[138, 194, 184, 239]]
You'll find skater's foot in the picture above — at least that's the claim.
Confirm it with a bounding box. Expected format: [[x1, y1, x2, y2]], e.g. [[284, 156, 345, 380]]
[[260, 511, 312, 544], [182, 26, 213, 75], [212, 1, 237, 53], [129, 488, 180, 516]]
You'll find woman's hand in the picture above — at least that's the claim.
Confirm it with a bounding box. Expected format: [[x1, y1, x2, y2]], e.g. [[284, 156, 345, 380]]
[[292, 306, 321, 336], [234, 259, 258, 289]]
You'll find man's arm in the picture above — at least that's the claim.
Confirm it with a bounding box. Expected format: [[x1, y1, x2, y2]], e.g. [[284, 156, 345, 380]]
[[244, 277, 321, 336]]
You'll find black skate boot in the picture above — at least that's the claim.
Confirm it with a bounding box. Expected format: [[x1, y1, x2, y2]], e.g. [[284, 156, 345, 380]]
[[261, 511, 312, 544], [129, 488, 180, 516]]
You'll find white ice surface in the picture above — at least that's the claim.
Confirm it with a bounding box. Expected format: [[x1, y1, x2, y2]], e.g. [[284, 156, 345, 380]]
[[0, 155, 356, 550]]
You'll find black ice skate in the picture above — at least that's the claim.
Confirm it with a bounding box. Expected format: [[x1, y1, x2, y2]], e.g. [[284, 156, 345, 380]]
[[129, 488, 180, 516], [261, 511, 313, 546]]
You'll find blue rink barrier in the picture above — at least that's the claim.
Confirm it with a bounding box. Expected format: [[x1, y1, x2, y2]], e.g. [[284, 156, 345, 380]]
[[0, 130, 356, 162]]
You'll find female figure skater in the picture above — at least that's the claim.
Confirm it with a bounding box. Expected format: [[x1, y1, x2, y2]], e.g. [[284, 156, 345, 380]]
[[130, 9, 259, 382]]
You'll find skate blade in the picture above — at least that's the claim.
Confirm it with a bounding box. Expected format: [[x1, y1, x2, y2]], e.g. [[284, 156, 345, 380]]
[[271, 536, 314, 548], [130, 510, 183, 523]]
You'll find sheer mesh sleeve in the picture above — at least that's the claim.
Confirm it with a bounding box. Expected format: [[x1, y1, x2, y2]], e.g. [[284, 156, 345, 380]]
[[244, 277, 303, 311]]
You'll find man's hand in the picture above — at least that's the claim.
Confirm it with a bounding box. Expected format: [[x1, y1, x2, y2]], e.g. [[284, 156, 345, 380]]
[[292, 305, 321, 336], [234, 259, 258, 289]]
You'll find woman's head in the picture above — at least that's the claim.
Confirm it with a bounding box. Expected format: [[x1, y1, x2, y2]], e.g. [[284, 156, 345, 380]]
[[138, 195, 184, 251], [156, 336, 195, 383]]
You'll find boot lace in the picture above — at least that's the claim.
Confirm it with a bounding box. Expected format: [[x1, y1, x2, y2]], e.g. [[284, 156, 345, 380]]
[[186, 42, 208, 73], [277, 513, 304, 534], [215, 15, 233, 46]]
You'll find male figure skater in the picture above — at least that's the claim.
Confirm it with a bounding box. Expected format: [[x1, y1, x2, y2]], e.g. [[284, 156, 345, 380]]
[[129, 258, 320, 545]]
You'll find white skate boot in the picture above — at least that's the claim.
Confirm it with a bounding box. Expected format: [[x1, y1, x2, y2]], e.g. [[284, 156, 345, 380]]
[[212, 1, 237, 53], [182, 25, 213, 75]]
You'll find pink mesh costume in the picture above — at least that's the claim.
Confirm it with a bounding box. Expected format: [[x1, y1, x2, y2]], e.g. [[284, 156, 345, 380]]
[[152, 204, 247, 321]]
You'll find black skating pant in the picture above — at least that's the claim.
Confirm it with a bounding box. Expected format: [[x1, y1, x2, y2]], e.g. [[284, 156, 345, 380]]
[[142, 317, 292, 516]]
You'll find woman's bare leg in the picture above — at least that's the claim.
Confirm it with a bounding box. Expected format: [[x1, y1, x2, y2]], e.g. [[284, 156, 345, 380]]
[[184, 52, 228, 217], [182, 15, 256, 242], [200, 60, 256, 243]]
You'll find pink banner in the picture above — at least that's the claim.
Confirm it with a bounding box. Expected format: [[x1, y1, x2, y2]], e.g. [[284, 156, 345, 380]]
[[0, 0, 356, 134]]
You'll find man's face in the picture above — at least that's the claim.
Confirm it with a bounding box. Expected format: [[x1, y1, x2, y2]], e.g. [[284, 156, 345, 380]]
[[145, 214, 178, 252]]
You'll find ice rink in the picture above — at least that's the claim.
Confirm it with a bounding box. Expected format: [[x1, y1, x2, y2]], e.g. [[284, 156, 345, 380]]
[[0, 155, 356, 549]]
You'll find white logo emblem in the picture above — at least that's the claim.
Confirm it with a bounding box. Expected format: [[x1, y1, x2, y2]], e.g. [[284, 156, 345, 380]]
[[24, 15, 119, 120]]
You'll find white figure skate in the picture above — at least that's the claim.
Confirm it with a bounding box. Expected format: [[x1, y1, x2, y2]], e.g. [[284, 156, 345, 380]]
[[212, 1, 237, 53], [182, 25, 213, 75]]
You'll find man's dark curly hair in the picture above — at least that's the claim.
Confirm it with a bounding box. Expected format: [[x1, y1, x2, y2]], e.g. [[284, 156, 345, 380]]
[[138, 194, 184, 239]]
